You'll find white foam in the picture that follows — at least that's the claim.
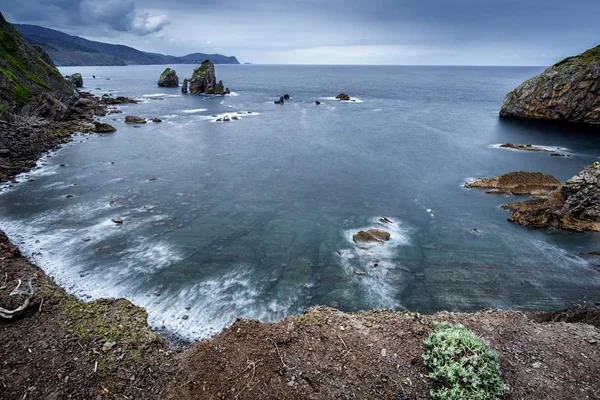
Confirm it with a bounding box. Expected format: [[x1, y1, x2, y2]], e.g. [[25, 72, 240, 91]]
[[228, 92, 240, 96], [206, 111, 260, 123], [339, 217, 411, 309], [323, 96, 364, 103], [142, 93, 167, 97], [182, 109, 208, 114]]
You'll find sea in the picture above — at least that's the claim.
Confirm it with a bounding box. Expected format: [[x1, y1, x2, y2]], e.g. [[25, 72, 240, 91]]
[[1, 64, 599, 341]]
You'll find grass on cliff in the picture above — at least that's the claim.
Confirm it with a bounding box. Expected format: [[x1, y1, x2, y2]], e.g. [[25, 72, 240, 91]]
[[554, 44, 600, 67], [423, 323, 509, 400]]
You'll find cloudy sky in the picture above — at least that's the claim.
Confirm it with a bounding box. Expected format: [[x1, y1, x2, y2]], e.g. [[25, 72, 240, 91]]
[[1, 0, 599, 65]]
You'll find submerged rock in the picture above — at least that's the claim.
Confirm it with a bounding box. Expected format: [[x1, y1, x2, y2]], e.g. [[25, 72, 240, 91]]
[[335, 93, 351, 101], [152, 118, 162, 123], [465, 171, 561, 195], [315, 100, 321, 105], [503, 164, 600, 231], [499, 44, 600, 124], [124, 116, 146, 124], [157, 68, 179, 87], [500, 143, 550, 152], [352, 229, 391, 243], [188, 60, 226, 95]]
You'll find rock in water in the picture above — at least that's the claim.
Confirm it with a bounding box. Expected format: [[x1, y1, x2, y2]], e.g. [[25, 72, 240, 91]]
[[181, 78, 188, 93], [188, 60, 226, 95], [315, 100, 321, 105], [157, 68, 179, 87], [92, 122, 116, 133], [274, 96, 284, 104], [465, 171, 560, 195], [335, 93, 351, 101], [499, 44, 600, 124], [124, 115, 146, 124], [503, 164, 600, 231], [352, 229, 391, 243]]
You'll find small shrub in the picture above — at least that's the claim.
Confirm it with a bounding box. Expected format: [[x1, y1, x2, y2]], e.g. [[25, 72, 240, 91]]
[[594, 161, 600, 169], [422, 323, 509, 400]]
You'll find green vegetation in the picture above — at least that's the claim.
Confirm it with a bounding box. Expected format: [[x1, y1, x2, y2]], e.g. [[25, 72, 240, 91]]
[[554, 44, 600, 67], [594, 161, 600, 169], [423, 323, 509, 400]]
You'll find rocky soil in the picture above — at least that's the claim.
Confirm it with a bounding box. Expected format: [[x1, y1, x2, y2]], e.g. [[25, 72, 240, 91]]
[[499, 44, 600, 124]]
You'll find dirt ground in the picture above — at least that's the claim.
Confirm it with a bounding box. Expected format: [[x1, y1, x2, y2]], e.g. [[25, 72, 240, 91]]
[[2, 231, 600, 399]]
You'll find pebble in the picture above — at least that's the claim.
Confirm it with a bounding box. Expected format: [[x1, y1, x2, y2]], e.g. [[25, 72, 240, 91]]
[[381, 348, 387, 357], [532, 361, 542, 369], [182, 315, 189, 320], [82, 237, 91, 242], [111, 217, 123, 224], [102, 341, 116, 352]]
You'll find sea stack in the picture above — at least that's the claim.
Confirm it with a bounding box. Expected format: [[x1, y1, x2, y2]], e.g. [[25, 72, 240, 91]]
[[181, 78, 188, 93], [157, 68, 179, 87], [188, 60, 227, 95], [499, 44, 600, 125]]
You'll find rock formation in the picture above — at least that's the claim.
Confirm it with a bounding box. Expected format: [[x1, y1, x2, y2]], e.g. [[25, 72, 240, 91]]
[[65, 73, 83, 88], [502, 164, 600, 231], [157, 68, 179, 87], [499, 44, 600, 124], [274, 96, 284, 104], [181, 78, 188, 93], [188, 60, 226, 95], [124, 116, 146, 124], [336, 94, 351, 101], [465, 171, 561, 195], [352, 229, 391, 243]]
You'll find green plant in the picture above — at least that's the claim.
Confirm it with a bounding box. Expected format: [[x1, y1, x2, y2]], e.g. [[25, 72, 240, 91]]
[[422, 323, 509, 400], [594, 161, 600, 169]]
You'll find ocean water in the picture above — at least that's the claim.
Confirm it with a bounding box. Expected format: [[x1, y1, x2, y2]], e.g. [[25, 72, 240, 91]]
[[1, 64, 600, 340]]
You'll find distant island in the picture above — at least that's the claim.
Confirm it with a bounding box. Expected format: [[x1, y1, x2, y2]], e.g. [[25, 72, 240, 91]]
[[13, 23, 240, 66]]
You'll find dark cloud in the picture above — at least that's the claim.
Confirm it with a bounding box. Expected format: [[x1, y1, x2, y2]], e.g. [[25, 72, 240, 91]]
[[0, 0, 169, 35]]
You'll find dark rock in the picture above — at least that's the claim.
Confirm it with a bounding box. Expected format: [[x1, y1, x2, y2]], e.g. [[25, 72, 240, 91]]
[[67, 73, 83, 88], [111, 217, 123, 224], [499, 143, 550, 152], [504, 164, 600, 231], [188, 60, 227, 95], [274, 96, 284, 104], [181, 78, 188, 94], [124, 116, 146, 124], [92, 122, 116, 133], [335, 94, 351, 101], [500, 44, 600, 124], [283, 94, 290, 100], [315, 100, 321, 105], [152, 118, 162, 123], [157, 68, 179, 87], [225, 87, 231, 95]]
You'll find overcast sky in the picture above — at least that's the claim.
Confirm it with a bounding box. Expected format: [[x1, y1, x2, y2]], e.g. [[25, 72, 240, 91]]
[[1, 0, 599, 65]]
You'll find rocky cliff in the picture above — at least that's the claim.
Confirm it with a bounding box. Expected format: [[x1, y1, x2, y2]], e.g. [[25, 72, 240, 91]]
[[188, 60, 226, 95], [0, 12, 75, 116], [503, 164, 600, 231], [157, 68, 179, 87], [499, 45, 600, 124]]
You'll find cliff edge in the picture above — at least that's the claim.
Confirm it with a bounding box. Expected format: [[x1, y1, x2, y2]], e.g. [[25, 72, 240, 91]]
[[499, 45, 600, 124]]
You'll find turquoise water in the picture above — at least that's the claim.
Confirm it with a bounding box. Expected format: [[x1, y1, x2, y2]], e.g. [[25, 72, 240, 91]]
[[1, 65, 599, 340]]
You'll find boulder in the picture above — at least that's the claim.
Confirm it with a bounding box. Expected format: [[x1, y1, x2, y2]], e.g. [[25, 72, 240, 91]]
[[274, 96, 284, 104], [66, 73, 83, 88], [92, 122, 116, 133], [315, 100, 321, 105], [499, 44, 600, 125], [181, 78, 188, 94], [502, 164, 600, 231], [465, 171, 561, 195], [225, 87, 231, 95], [188, 60, 228, 95], [157, 68, 179, 87], [352, 229, 391, 243], [152, 118, 162, 123], [124, 115, 146, 124], [284, 94, 290, 100], [335, 93, 351, 101]]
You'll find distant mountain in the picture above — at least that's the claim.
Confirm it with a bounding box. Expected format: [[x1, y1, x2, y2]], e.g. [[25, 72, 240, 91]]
[[13, 24, 240, 66]]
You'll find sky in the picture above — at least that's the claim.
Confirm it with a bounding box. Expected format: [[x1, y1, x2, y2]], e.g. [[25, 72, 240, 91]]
[[1, 0, 599, 65]]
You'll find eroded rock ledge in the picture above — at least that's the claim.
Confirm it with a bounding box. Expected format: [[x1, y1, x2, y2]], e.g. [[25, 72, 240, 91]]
[[503, 164, 600, 231], [499, 44, 600, 124]]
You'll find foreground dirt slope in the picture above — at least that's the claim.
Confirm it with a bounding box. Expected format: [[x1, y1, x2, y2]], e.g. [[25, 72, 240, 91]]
[[1, 229, 600, 399]]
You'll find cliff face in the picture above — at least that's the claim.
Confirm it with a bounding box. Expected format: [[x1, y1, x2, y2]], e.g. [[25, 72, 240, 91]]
[[500, 45, 600, 124], [0, 12, 75, 116]]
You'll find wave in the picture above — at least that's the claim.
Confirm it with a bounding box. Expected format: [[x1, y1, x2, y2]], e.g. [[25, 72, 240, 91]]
[[182, 109, 208, 114]]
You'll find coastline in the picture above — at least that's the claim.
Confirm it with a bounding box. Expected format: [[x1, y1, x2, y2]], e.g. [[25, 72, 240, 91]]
[[0, 94, 599, 399]]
